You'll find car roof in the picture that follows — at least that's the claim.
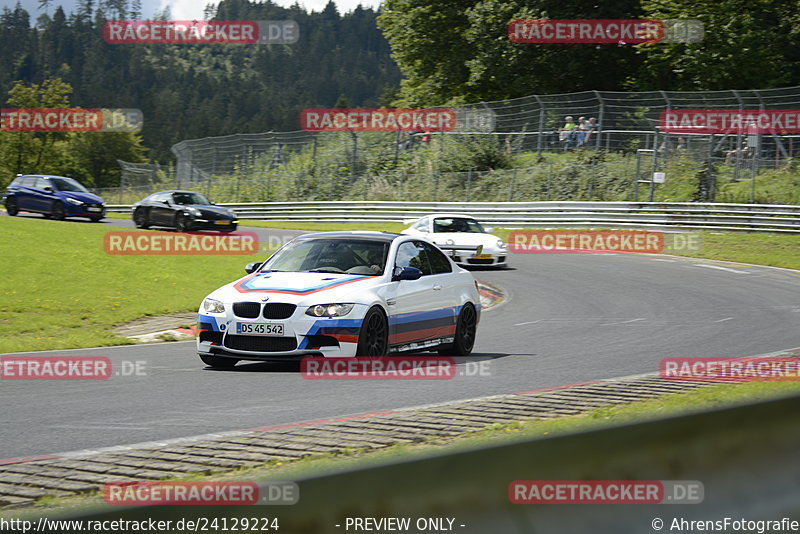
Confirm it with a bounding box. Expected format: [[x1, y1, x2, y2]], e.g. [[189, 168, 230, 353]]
[[17, 174, 77, 180], [428, 213, 476, 219], [150, 190, 203, 195], [296, 231, 402, 242]]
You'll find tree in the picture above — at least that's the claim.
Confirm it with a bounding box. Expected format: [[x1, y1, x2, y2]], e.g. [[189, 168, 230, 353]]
[[378, 0, 643, 105], [1, 78, 72, 176], [0, 78, 148, 187], [631, 0, 800, 90]]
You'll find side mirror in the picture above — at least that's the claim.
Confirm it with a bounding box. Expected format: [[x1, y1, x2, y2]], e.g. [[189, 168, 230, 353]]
[[392, 266, 422, 281], [484, 227, 494, 233], [43, 186, 54, 193], [244, 262, 262, 274], [162, 200, 171, 206]]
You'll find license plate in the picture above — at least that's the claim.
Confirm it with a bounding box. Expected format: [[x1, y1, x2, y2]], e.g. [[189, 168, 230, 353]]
[[215, 220, 231, 225], [87, 207, 101, 212], [236, 322, 284, 336], [473, 253, 492, 259]]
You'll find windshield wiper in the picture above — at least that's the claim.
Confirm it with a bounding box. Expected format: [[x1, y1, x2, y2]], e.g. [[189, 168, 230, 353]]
[[306, 268, 345, 274]]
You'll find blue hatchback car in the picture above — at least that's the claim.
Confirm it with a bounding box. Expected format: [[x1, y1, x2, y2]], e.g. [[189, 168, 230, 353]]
[[3, 175, 106, 221]]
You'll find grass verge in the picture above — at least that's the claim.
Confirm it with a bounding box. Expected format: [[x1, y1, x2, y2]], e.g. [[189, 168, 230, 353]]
[[9, 379, 800, 515], [0, 217, 263, 353]]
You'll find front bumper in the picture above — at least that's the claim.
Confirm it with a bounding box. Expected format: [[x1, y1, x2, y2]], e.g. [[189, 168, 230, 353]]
[[449, 251, 508, 267], [64, 202, 105, 218], [187, 218, 238, 231], [196, 309, 363, 360]]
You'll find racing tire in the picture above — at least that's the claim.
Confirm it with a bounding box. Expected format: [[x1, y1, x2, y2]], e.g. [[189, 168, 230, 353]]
[[51, 201, 65, 221], [5, 197, 18, 216], [175, 213, 191, 232], [440, 303, 477, 356], [200, 355, 239, 368], [356, 307, 389, 356], [133, 209, 149, 228]]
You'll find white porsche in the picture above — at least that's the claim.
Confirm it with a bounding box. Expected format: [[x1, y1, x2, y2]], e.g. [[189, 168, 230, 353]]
[[402, 214, 508, 268], [197, 231, 481, 367]]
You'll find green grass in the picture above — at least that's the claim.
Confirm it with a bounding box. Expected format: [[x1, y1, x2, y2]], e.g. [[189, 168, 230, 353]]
[[0, 217, 265, 353], [669, 232, 800, 270], [9, 379, 799, 515]]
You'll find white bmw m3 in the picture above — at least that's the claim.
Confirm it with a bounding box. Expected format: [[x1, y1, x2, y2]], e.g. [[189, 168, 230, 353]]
[[197, 232, 481, 367]]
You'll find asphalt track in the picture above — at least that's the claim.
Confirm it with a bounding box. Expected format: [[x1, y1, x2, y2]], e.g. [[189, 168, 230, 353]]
[[2, 214, 800, 458]]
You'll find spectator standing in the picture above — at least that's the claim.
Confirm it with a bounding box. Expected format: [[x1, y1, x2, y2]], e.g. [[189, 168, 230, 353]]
[[585, 117, 600, 145], [559, 116, 577, 150], [576, 117, 590, 147]]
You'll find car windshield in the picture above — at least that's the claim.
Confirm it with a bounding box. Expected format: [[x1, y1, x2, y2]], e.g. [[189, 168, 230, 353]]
[[261, 238, 390, 276], [433, 217, 485, 233], [49, 177, 88, 193], [172, 192, 210, 205]]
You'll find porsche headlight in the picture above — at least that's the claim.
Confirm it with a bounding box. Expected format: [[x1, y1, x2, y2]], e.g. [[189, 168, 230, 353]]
[[202, 298, 225, 313], [497, 239, 507, 249], [306, 303, 355, 317], [66, 197, 82, 205]]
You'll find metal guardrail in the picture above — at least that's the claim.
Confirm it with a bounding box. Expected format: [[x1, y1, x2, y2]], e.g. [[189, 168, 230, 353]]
[[48, 392, 800, 533], [107, 201, 800, 233]]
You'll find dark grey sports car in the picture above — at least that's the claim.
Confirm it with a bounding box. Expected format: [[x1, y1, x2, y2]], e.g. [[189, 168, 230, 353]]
[[132, 190, 238, 232]]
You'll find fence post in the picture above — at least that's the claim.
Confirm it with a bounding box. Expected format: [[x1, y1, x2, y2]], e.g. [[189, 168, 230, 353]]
[[351, 133, 358, 179], [593, 90, 604, 151], [394, 130, 401, 167], [650, 132, 658, 202], [707, 133, 716, 202], [534, 94, 545, 155]]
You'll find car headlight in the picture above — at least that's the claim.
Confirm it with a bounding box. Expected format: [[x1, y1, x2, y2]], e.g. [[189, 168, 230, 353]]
[[497, 239, 507, 249], [202, 298, 225, 313], [445, 239, 455, 245], [185, 207, 201, 216], [66, 198, 82, 205], [306, 303, 355, 317]]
